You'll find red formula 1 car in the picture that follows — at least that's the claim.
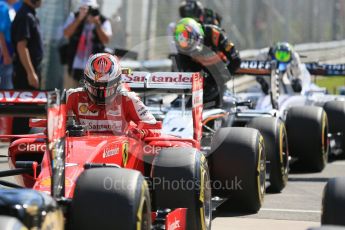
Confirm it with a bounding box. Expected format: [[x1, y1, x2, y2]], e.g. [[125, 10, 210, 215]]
[[0, 71, 265, 230], [0, 72, 204, 230]]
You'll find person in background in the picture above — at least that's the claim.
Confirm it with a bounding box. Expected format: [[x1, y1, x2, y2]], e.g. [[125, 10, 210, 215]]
[[173, 18, 241, 108], [168, 0, 222, 54], [63, 0, 112, 88], [11, 0, 42, 134], [179, 0, 222, 26], [0, 0, 18, 89]]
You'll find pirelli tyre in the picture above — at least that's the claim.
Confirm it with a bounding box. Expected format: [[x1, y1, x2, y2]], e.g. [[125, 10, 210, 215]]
[[151, 147, 211, 230], [286, 106, 329, 172], [69, 168, 151, 230], [321, 177, 345, 226], [209, 127, 266, 212], [247, 117, 288, 193], [0, 216, 27, 230], [324, 101, 345, 157]]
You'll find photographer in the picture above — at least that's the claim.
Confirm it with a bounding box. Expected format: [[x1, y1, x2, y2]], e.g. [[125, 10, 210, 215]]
[[63, 0, 112, 87]]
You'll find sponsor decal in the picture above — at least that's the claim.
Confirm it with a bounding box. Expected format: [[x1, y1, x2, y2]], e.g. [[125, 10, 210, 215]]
[[169, 218, 181, 230], [192, 89, 203, 107], [103, 147, 119, 158], [149, 74, 192, 83], [123, 73, 193, 84], [79, 119, 122, 132], [143, 145, 163, 155], [78, 103, 98, 116], [79, 104, 88, 114], [240, 60, 271, 70], [40, 177, 72, 187], [0, 91, 47, 103], [18, 143, 46, 152], [122, 142, 129, 166]]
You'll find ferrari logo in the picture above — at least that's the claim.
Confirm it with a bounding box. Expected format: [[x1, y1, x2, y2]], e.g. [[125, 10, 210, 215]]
[[79, 104, 88, 114], [122, 142, 129, 167]]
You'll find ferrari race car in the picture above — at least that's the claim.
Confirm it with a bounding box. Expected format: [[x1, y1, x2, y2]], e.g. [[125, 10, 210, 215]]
[[0, 71, 265, 230], [235, 60, 345, 172]]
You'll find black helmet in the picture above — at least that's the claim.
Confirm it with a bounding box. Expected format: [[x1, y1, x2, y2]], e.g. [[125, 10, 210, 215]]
[[179, 0, 204, 20]]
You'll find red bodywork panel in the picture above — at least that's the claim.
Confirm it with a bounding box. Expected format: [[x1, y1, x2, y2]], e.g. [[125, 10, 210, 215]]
[[8, 134, 194, 199]]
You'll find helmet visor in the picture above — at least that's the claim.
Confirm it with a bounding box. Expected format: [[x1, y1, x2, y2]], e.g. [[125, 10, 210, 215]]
[[85, 82, 119, 104], [274, 50, 291, 63]]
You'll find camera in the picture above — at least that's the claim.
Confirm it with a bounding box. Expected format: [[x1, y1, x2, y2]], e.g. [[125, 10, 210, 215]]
[[88, 7, 100, 16]]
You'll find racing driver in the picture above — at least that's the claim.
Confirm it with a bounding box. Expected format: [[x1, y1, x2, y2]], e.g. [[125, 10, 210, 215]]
[[66, 53, 159, 139]]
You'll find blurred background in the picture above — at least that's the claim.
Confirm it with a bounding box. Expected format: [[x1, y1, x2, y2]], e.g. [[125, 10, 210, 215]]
[[26, 0, 345, 89]]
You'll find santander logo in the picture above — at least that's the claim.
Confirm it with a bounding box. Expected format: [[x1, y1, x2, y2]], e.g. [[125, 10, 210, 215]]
[[122, 72, 193, 84]]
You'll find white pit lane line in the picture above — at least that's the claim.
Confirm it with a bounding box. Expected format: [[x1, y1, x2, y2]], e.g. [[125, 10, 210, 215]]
[[260, 208, 321, 214], [331, 161, 345, 166]]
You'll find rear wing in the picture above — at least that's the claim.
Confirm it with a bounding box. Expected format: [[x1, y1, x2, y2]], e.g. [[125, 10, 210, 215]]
[[122, 72, 204, 145], [235, 60, 345, 76], [0, 90, 66, 199], [0, 91, 47, 117]]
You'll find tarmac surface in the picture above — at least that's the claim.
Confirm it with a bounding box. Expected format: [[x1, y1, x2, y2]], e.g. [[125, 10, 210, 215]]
[[212, 157, 345, 230]]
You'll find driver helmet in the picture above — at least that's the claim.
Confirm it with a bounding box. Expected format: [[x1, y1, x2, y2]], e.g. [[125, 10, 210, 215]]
[[270, 42, 293, 63], [84, 53, 122, 105], [179, 0, 204, 21], [174, 17, 204, 54]]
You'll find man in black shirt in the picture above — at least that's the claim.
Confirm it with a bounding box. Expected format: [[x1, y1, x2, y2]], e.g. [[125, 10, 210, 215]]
[[11, 0, 43, 134]]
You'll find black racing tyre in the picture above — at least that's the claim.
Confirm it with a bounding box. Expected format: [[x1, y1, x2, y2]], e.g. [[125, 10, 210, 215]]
[[209, 127, 266, 212], [69, 168, 151, 230], [308, 227, 345, 230], [151, 147, 211, 230], [0, 216, 27, 230], [324, 101, 345, 156], [286, 106, 329, 172], [321, 177, 345, 226], [247, 117, 289, 193]]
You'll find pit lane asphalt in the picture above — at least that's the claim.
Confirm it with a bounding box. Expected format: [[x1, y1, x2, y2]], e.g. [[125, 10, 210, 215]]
[[212, 157, 345, 230], [0, 143, 344, 230]]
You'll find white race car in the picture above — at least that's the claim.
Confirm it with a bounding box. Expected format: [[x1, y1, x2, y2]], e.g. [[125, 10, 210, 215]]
[[236, 60, 345, 172]]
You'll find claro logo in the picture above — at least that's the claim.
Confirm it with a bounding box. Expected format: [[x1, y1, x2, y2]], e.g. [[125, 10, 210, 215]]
[[18, 143, 46, 152]]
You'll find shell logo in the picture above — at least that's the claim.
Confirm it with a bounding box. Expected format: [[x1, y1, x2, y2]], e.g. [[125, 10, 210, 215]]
[[79, 104, 88, 114]]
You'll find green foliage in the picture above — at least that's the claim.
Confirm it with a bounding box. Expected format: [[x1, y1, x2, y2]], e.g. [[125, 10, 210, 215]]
[[315, 76, 345, 94]]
